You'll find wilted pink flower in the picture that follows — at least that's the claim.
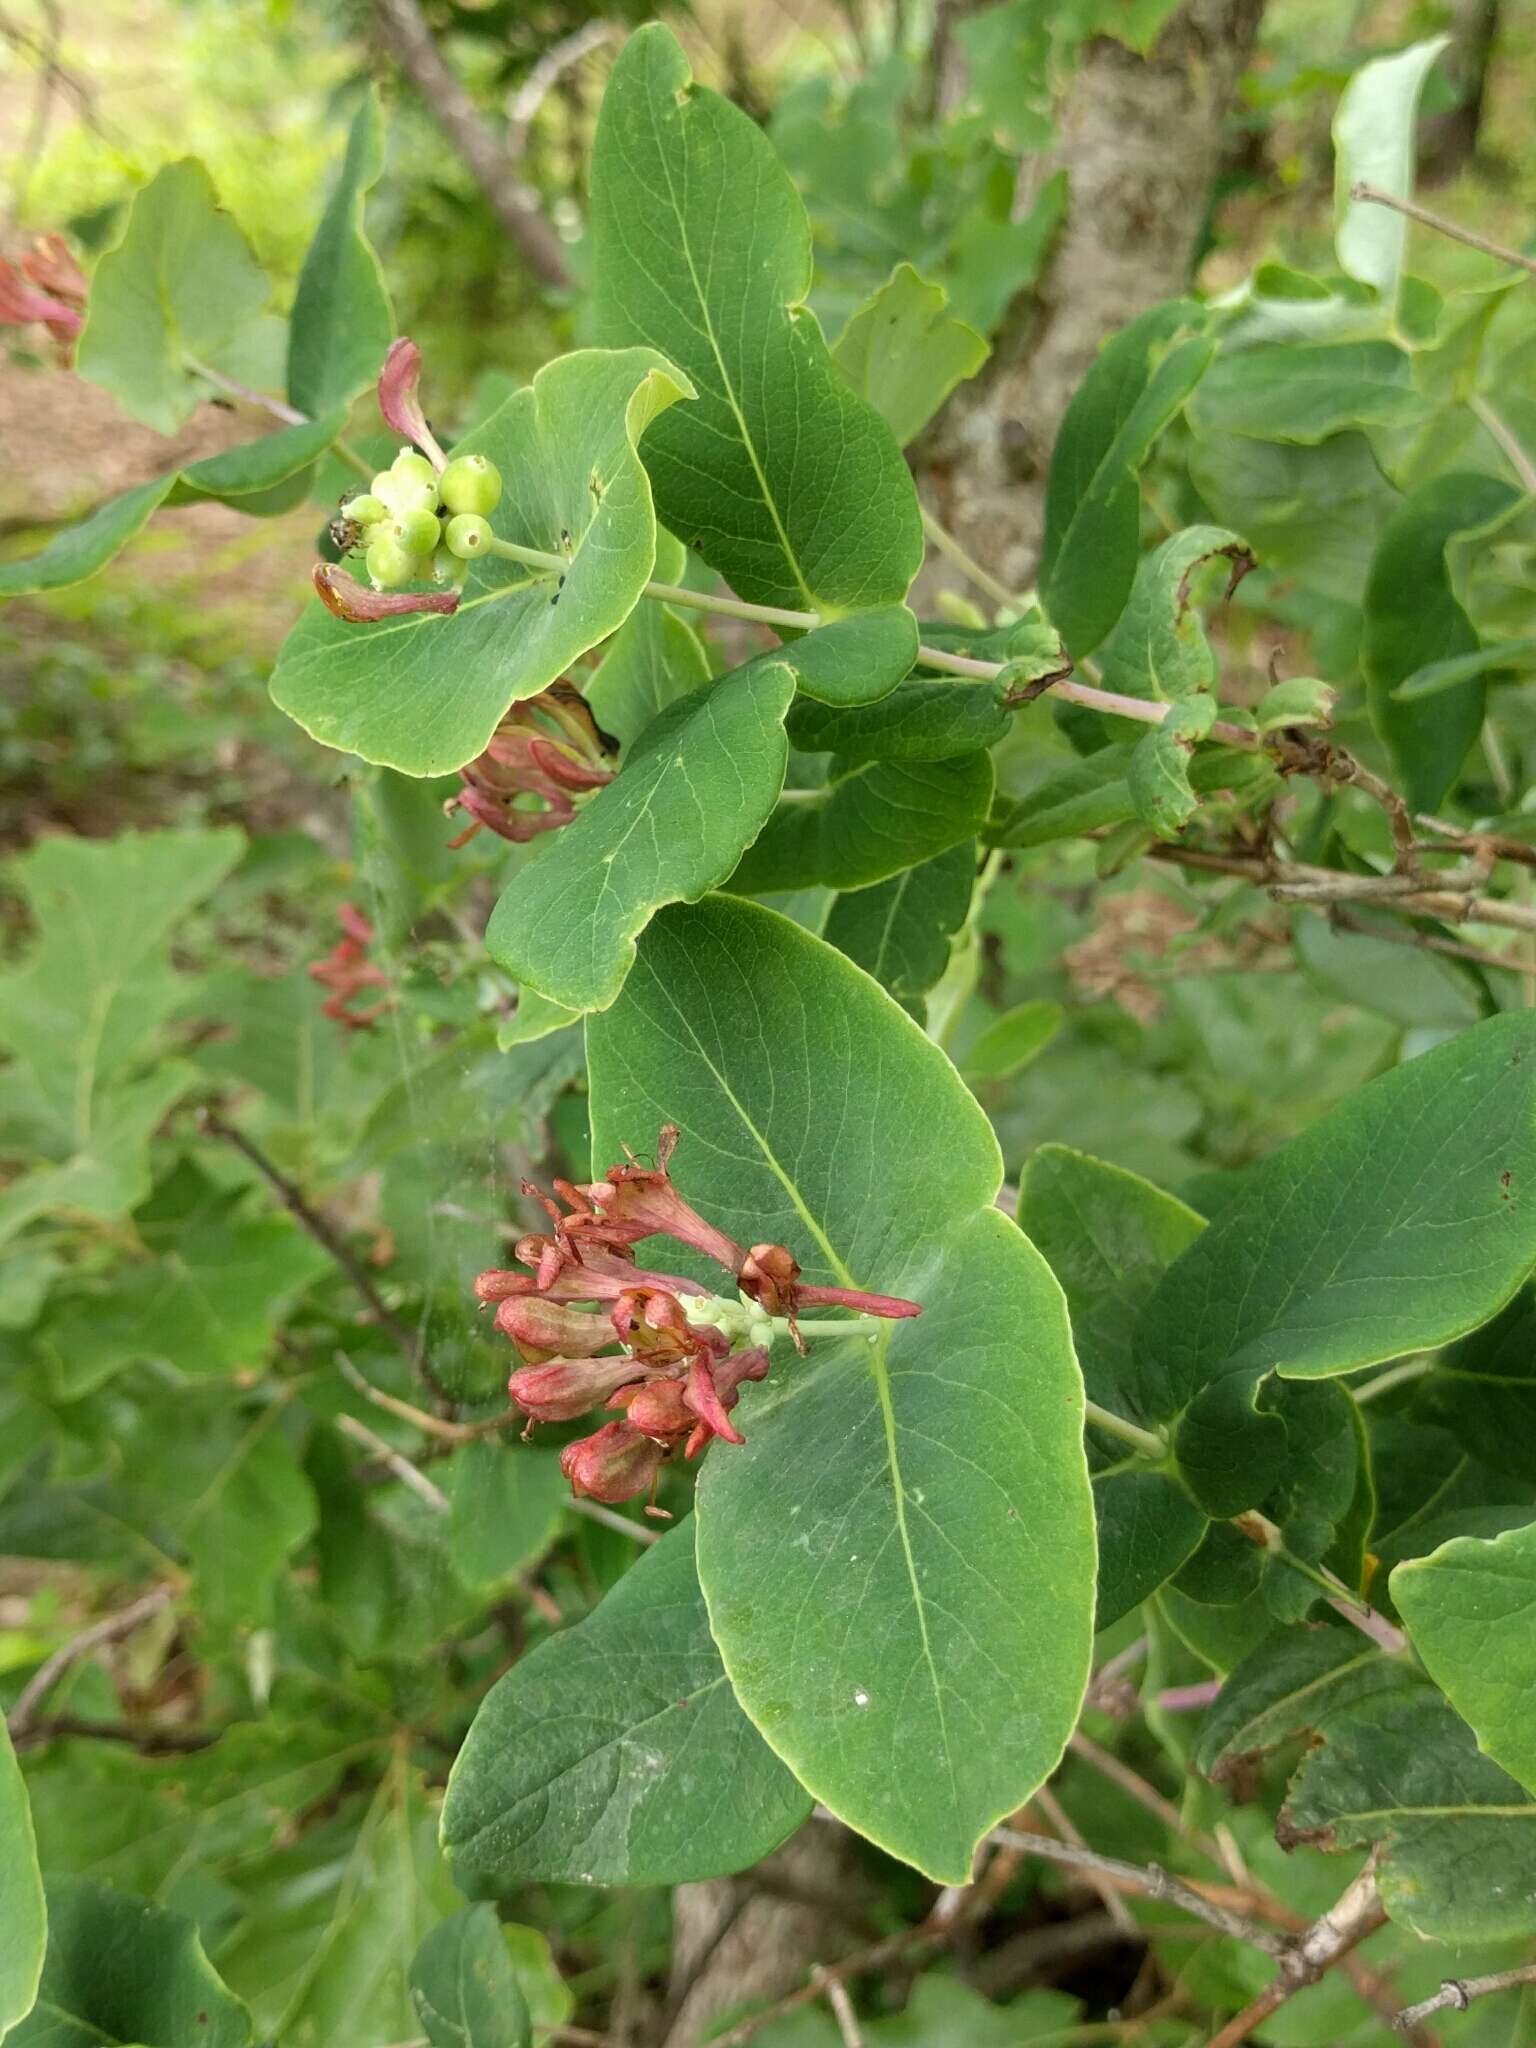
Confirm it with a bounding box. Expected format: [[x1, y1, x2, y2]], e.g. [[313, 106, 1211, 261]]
[[446, 687, 615, 849], [378, 337, 448, 471], [313, 563, 459, 624], [739, 1242, 921, 1345], [308, 902, 390, 1032], [560, 1419, 666, 1504]]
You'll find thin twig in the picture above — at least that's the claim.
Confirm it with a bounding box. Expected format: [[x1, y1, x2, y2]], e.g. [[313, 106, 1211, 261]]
[[200, 1110, 447, 1399], [1142, 843, 1536, 937], [920, 506, 1023, 612], [815, 1970, 865, 2048], [8, 1583, 176, 1733], [1469, 393, 1536, 497], [182, 354, 307, 426], [1322, 907, 1519, 977], [336, 1412, 451, 1511], [568, 1497, 660, 1544], [1349, 181, 1536, 277], [507, 22, 617, 167], [333, 1351, 521, 1444], [986, 1827, 1289, 1957], [9, 1713, 220, 1755], [1206, 1859, 1387, 2048], [1067, 1730, 1191, 1843], [1033, 1787, 1139, 1935], [1395, 1961, 1536, 2031], [371, 0, 571, 287], [706, 1920, 948, 2047]]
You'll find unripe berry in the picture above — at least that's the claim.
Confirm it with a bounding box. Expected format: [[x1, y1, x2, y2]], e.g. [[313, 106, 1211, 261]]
[[392, 449, 439, 490], [440, 454, 502, 517], [432, 546, 468, 587], [366, 534, 418, 590], [372, 469, 436, 518], [345, 492, 387, 527], [394, 506, 442, 557], [445, 512, 493, 560]]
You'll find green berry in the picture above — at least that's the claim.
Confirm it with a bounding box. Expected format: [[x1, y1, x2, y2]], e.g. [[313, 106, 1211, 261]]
[[394, 506, 442, 556], [345, 492, 387, 526], [366, 534, 418, 590], [445, 513, 493, 560], [432, 546, 468, 587], [440, 454, 502, 518], [372, 469, 435, 518], [392, 449, 439, 490]]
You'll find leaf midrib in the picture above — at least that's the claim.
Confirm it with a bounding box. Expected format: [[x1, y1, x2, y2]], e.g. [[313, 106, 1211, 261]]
[[645, 979, 958, 1807]]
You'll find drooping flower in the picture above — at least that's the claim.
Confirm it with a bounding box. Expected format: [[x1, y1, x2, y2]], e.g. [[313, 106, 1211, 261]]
[[477, 1127, 921, 1510], [313, 563, 460, 623], [378, 337, 449, 472], [445, 686, 615, 849], [308, 902, 390, 1031]]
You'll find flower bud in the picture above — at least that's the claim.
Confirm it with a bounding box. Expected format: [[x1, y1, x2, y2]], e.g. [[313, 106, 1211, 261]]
[[614, 1376, 694, 1439], [508, 1355, 647, 1423], [495, 1296, 616, 1361], [445, 513, 493, 560], [440, 454, 503, 517], [560, 1420, 665, 1503], [394, 506, 442, 557]]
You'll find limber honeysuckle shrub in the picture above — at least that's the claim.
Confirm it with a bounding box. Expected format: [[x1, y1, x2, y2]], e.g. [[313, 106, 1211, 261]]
[[7, 19, 1536, 2047]]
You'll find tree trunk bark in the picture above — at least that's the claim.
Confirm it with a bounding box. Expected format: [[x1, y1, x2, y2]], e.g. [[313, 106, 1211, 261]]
[[1420, 0, 1502, 183], [923, 0, 1266, 595]]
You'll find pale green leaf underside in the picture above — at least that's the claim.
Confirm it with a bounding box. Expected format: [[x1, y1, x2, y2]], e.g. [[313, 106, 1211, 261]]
[[487, 661, 796, 1014], [1333, 37, 1451, 302], [270, 348, 693, 776], [831, 261, 989, 449], [586, 897, 1095, 1883], [591, 25, 923, 615]]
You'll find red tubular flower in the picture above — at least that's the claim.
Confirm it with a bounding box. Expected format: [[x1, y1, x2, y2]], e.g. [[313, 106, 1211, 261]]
[[477, 1128, 920, 1512], [496, 1297, 616, 1362], [509, 1355, 651, 1425], [560, 1420, 665, 1503], [378, 336, 448, 471], [308, 902, 390, 1032], [313, 563, 459, 623], [739, 1243, 920, 1325]]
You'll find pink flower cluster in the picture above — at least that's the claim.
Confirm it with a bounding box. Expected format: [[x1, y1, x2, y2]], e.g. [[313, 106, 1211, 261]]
[[446, 684, 615, 847], [0, 235, 86, 361], [476, 1127, 921, 1508]]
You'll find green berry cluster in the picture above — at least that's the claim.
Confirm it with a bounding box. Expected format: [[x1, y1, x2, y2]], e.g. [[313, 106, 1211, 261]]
[[344, 449, 504, 591]]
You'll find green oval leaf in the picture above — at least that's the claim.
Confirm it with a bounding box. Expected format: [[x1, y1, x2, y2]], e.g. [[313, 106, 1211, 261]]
[[11, 1877, 252, 2048], [287, 87, 393, 415], [1333, 37, 1451, 303], [441, 1523, 812, 1887], [270, 348, 693, 775], [0, 480, 174, 599], [830, 262, 988, 449], [0, 1721, 45, 2037], [1394, 1519, 1536, 1795], [487, 660, 796, 1015], [587, 897, 1095, 1883], [730, 752, 994, 895], [591, 25, 923, 615], [76, 159, 273, 435], [409, 1905, 530, 2048]]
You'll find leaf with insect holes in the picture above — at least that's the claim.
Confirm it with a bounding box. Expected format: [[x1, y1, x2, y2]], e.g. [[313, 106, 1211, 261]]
[[270, 348, 693, 776], [587, 897, 1095, 1884], [591, 25, 922, 614], [1096, 526, 1251, 706]]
